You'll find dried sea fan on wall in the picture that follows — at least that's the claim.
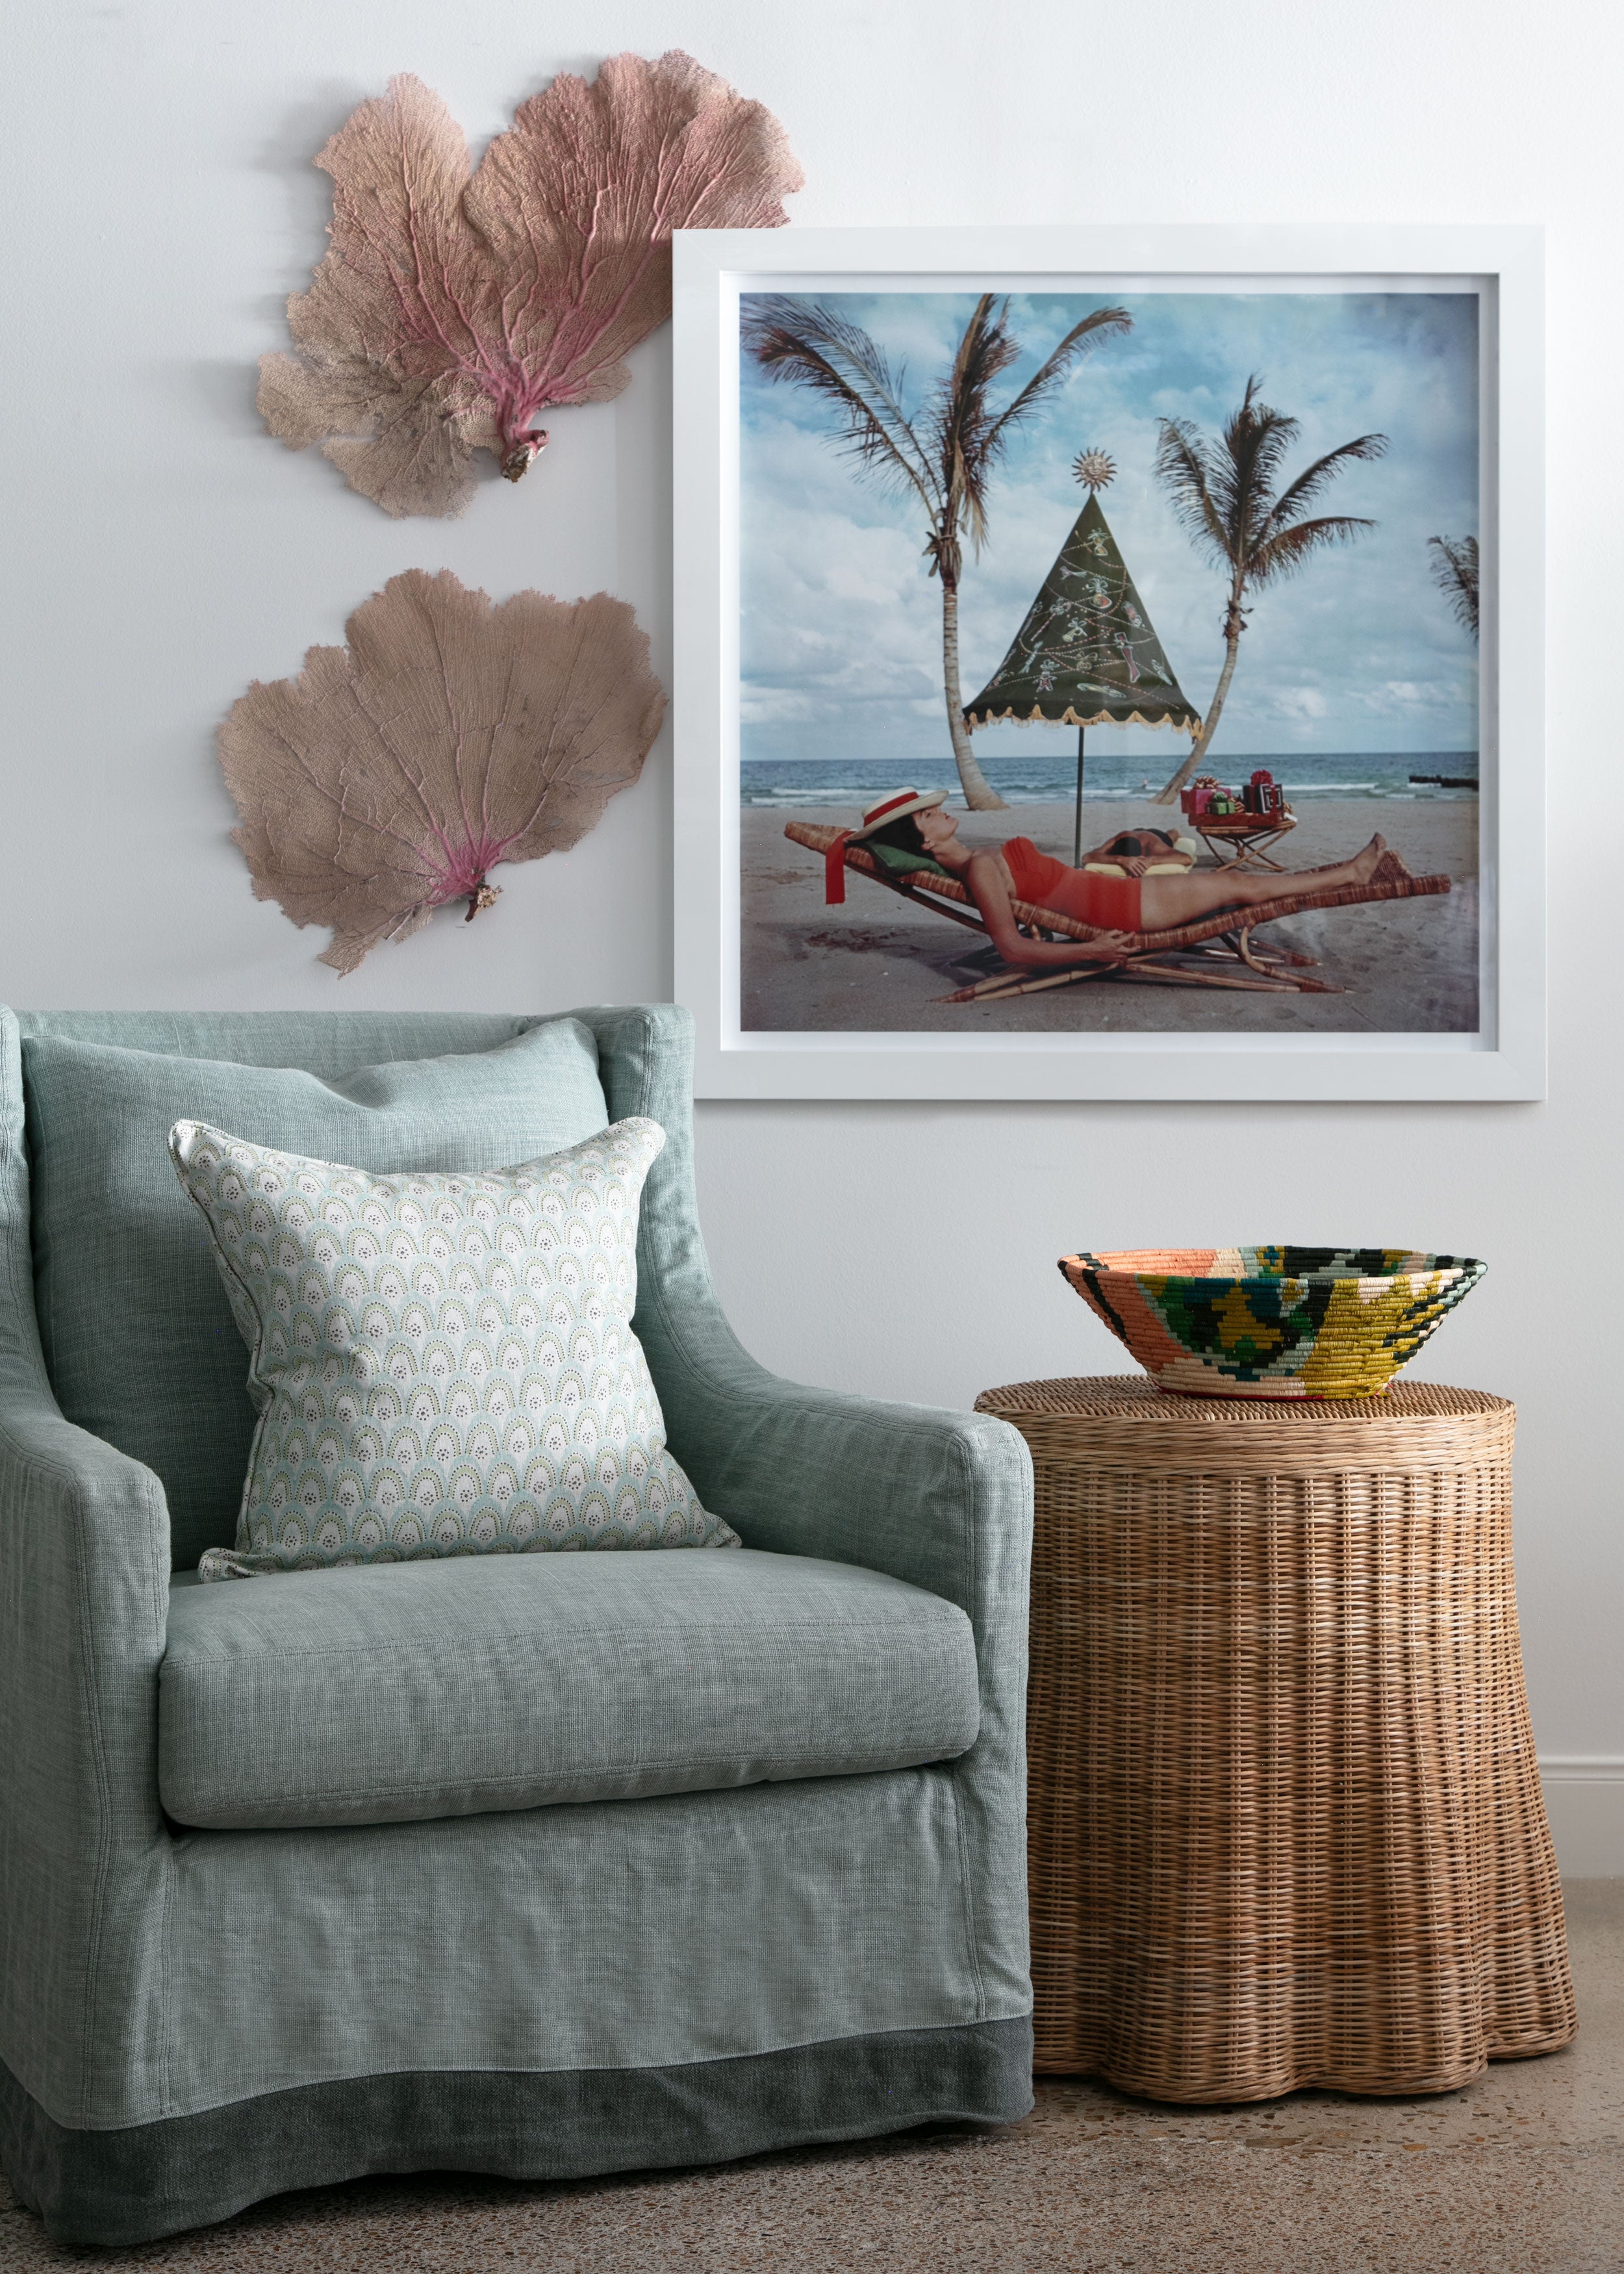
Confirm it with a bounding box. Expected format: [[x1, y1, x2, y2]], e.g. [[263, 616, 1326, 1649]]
[[218, 569, 665, 973], [259, 51, 802, 517]]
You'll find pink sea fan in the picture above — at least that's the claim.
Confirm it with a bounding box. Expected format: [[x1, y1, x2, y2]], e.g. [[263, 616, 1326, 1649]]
[[259, 53, 802, 517], [218, 569, 666, 972]]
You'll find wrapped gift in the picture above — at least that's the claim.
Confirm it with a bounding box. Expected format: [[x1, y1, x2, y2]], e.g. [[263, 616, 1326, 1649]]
[[1180, 774, 1226, 819], [1206, 790, 1241, 817], [1243, 768, 1286, 818]]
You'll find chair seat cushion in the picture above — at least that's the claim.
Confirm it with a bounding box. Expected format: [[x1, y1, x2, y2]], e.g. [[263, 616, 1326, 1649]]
[[159, 1550, 980, 1830]]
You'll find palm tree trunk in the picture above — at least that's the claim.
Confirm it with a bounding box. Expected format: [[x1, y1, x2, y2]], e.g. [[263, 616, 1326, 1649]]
[[1154, 607, 1243, 806], [941, 579, 1008, 811]]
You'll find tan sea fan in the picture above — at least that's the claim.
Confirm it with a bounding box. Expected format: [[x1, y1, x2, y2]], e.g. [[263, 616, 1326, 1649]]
[[259, 53, 802, 517], [219, 570, 666, 973]]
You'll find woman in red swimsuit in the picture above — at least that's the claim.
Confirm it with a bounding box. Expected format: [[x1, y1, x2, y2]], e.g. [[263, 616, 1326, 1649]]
[[856, 789, 1391, 976]]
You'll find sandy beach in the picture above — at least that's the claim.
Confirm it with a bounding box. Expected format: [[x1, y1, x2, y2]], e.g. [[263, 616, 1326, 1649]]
[[741, 798, 1479, 1034]]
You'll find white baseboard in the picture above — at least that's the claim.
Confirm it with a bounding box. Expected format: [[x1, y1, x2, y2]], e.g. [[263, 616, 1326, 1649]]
[[1540, 1757, 1624, 1877]]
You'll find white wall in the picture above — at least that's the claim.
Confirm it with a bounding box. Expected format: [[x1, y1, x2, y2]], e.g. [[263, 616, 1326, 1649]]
[[4, 0, 1621, 1862]]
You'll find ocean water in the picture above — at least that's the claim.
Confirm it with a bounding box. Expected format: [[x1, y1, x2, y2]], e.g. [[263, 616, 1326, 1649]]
[[741, 751, 1478, 808]]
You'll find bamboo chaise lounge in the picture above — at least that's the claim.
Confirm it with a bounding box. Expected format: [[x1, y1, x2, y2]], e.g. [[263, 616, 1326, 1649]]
[[783, 819, 1451, 1003]]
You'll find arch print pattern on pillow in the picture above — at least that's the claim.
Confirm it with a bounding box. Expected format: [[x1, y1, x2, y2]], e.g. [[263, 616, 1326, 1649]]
[[169, 1116, 738, 1577]]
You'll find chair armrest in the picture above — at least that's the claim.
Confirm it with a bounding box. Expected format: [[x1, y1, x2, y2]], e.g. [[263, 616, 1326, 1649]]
[[579, 1004, 1032, 1616], [653, 1356, 1035, 2024], [0, 1005, 177, 2121], [0, 1391, 173, 2120], [0, 1394, 170, 1858], [557, 1001, 1034, 2027], [661, 1366, 1032, 1633]]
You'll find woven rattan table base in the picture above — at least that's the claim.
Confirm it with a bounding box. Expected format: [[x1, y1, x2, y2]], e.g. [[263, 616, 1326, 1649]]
[[974, 1376, 1576, 2101]]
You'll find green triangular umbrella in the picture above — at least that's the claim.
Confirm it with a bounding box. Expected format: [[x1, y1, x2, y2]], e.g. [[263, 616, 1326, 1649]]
[[963, 483, 1200, 862]]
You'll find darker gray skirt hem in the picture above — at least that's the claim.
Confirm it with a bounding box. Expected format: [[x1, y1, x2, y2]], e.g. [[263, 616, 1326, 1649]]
[[0, 2015, 1035, 2246]]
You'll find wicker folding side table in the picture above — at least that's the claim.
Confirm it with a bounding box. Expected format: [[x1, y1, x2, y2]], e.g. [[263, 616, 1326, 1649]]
[[974, 1375, 1576, 2102]]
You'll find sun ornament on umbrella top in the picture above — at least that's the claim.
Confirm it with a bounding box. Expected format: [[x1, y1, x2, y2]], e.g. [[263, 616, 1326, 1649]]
[[1072, 448, 1117, 492]]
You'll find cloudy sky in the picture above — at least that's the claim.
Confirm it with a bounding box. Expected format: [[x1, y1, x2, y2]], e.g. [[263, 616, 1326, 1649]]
[[739, 290, 1479, 766]]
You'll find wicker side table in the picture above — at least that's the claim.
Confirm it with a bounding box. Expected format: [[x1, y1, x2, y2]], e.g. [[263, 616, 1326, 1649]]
[[974, 1375, 1576, 2102]]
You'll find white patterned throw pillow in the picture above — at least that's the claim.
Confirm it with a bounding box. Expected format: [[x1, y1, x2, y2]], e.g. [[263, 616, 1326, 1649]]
[[169, 1116, 739, 1577]]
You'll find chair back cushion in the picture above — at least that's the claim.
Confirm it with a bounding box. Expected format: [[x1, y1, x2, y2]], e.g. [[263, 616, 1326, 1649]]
[[23, 1018, 609, 1568]]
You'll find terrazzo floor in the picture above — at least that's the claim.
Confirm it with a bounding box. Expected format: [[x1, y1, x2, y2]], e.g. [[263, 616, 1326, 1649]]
[[5, 1882, 1619, 2273]]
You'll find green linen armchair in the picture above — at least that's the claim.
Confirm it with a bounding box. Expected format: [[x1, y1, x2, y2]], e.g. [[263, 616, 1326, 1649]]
[[0, 1004, 1034, 2245]]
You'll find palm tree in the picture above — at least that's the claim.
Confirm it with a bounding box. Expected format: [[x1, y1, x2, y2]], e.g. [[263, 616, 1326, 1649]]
[[1428, 535, 1479, 637], [742, 294, 1132, 810], [1150, 377, 1388, 805]]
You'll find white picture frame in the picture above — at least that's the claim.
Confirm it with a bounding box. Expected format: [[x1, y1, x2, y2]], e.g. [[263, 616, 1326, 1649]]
[[672, 224, 1543, 1101]]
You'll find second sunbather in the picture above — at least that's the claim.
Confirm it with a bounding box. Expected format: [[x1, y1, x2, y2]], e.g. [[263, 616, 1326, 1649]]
[[851, 787, 1395, 975]]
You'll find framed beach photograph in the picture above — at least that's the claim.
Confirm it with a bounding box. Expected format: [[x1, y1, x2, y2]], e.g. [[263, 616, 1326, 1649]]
[[672, 225, 1543, 1100]]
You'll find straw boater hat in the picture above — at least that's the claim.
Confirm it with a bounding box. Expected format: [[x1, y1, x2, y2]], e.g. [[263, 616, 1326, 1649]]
[[823, 788, 950, 905], [848, 787, 948, 842]]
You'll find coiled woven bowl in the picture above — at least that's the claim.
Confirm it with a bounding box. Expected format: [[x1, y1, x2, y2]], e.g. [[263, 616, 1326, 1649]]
[[1058, 1246, 1487, 1400]]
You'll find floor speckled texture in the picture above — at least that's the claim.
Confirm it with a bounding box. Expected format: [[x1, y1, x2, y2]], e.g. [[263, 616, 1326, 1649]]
[[4, 1882, 1618, 2272]]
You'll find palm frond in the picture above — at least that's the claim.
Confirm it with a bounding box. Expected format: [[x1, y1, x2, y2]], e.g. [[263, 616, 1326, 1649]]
[[1210, 379, 1300, 563], [1249, 515, 1376, 585], [1154, 418, 1230, 563], [741, 296, 939, 511], [1264, 432, 1389, 537], [928, 296, 1022, 560], [1428, 534, 1480, 635], [983, 305, 1134, 452]]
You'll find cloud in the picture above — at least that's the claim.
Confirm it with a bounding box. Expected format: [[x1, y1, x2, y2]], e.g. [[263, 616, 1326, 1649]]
[[1354, 678, 1468, 717], [740, 290, 1480, 761]]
